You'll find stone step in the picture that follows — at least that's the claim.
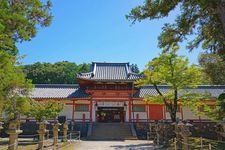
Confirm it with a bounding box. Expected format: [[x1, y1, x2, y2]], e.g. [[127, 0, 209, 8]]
[[88, 123, 137, 140]]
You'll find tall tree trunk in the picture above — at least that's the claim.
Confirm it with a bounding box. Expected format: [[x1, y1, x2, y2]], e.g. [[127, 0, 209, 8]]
[[170, 108, 177, 122], [217, 4, 225, 36], [217, 4, 225, 54]]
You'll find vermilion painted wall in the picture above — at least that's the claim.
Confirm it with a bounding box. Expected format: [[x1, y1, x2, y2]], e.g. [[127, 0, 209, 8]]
[[149, 105, 164, 120]]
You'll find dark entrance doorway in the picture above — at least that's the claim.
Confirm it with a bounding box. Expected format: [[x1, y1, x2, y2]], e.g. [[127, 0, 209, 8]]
[[96, 107, 125, 122]]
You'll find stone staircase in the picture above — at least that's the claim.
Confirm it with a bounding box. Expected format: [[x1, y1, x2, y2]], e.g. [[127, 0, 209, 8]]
[[88, 123, 137, 140]]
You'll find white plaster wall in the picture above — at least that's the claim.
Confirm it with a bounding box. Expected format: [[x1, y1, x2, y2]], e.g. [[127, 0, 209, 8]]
[[182, 107, 208, 120], [59, 105, 72, 119], [132, 112, 147, 122], [165, 112, 182, 120], [74, 112, 90, 121]]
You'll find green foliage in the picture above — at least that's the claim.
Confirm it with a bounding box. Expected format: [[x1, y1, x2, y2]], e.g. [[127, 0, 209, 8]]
[[0, 0, 53, 121], [199, 53, 225, 84], [218, 93, 225, 115], [22, 61, 90, 84], [208, 93, 225, 120], [26, 100, 64, 121], [0, 51, 33, 119], [136, 49, 206, 121], [127, 0, 225, 55], [130, 64, 140, 73], [0, 0, 52, 55]]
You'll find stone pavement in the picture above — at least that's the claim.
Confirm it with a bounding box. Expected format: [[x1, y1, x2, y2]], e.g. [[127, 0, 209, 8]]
[[74, 140, 155, 150]]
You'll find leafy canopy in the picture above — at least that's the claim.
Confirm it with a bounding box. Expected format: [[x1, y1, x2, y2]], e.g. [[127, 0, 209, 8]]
[[136, 48, 207, 121], [26, 100, 64, 122], [199, 53, 225, 84], [0, 51, 33, 120], [207, 93, 225, 120], [22, 61, 90, 84], [127, 0, 225, 54], [0, 0, 52, 55]]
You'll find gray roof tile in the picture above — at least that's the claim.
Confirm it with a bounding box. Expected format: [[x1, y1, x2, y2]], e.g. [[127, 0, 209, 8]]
[[31, 84, 89, 99], [77, 62, 142, 81], [31, 84, 225, 99], [134, 85, 225, 98]]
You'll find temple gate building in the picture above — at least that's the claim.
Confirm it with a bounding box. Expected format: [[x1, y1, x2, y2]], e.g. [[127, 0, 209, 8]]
[[31, 62, 225, 123]]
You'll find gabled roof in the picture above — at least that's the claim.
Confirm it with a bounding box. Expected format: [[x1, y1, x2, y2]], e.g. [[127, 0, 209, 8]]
[[134, 85, 225, 98], [77, 62, 142, 82], [31, 84, 89, 99]]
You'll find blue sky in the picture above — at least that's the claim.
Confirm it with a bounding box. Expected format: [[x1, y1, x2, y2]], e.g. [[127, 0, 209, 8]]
[[17, 0, 202, 71]]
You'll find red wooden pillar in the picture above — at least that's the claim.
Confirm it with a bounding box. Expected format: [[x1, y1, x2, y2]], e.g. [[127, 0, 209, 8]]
[[90, 98, 93, 122], [128, 99, 131, 122], [72, 100, 75, 121], [136, 114, 139, 123], [82, 114, 85, 127]]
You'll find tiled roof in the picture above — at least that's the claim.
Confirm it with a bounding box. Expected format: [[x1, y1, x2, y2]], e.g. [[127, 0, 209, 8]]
[[31, 84, 89, 99], [77, 62, 142, 81], [134, 85, 225, 98], [31, 84, 225, 99]]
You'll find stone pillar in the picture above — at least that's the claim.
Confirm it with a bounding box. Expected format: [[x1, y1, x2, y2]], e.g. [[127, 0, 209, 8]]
[[37, 121, 48, 150], [52, 120, 61, 148], [6, 120, 22, 150], [62, 121, 68, 142]]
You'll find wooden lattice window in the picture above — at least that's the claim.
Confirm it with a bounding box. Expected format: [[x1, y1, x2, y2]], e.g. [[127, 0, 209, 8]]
[[133, 106, 145, 112], [75, 105, 89, 111]]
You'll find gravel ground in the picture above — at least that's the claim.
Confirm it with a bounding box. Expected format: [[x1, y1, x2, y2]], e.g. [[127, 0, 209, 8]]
[[73, 140, 155, 150]]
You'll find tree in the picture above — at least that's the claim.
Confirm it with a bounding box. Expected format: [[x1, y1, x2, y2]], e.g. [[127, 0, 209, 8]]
[[130, 64, 140, 73], [127, 1, 225, 55], [0, 51, 33, 120], [0, 0, 53, 122], [136, 48, 206, 122], [207, 93, 225, 120], [0, 0, 52, 55], [26, 100, 64, 122], [199, 53, 225, 84], [22, 62, 91, 84]]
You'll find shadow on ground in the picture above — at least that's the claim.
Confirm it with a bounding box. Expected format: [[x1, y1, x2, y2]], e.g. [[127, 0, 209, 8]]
[[110, 143, 154, 150]]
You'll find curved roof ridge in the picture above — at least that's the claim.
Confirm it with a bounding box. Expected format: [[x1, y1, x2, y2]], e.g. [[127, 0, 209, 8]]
[[92, 62, 129, 64], [35, 84, 79, 88]]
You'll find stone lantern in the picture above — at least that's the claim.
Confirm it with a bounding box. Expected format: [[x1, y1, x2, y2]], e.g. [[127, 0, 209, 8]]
[[215, 121, 225, 141], [52, 119, 61, 148], [62, 121, 69, 142], [175, 121, 192, 150], [6, 119, 22, 150], [37, 119, 49, 150]]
